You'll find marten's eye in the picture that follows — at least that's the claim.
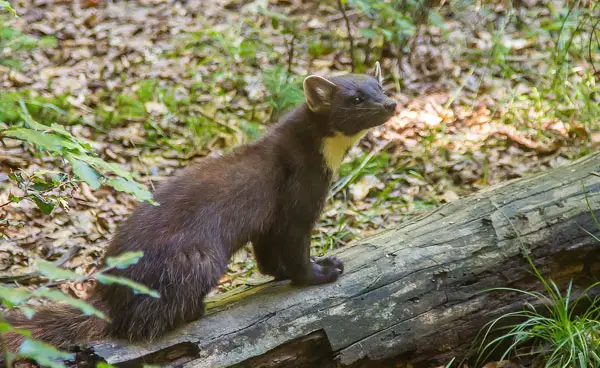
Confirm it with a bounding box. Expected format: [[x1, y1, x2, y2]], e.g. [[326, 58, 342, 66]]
[[354, 96, 364, 105]]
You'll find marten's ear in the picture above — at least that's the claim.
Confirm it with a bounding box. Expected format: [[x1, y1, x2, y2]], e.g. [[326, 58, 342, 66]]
[[303, 75, 337, 112], [374, 61, 383, 86]]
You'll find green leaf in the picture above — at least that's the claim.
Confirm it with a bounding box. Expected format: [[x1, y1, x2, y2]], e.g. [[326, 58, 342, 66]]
[[30, 193, 54, 214], [36, 260, 82, 281], [19, 306, 36, 319], [4, 128, 67, 152], [0, 285, 30, 306], [78, 154, 133, 180], [34, 289, 106, 320], [378, 27, 393, 40], [19, 109, 52, 132], [18, 339, 72, 368], [48, 123, 92, 152], [106, 178, 156, 205], [0, 0, 17, 16], [67, 155, 102, 189], [105, 251, 144, 270], [0, 322, 31, 337], [0, 322, 12, 332], [31, 177, 55, 191], [8, 193, 22, 203], [428, 10, 447, 30], [95, 274, 160, 298], [360, 28, 378, 38]]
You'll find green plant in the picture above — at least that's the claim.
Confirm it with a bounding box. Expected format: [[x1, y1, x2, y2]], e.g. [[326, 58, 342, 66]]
[[478, 1, 599, 148], [0, 251, 159, 368], [476, 189, 600, 367], [1, 101, 156, 213], [0, 1, 17, 16], [257, 7, 303, 73], [349, 0, 447, 63], [476, 259, 600, 367], [262, 66, 304, 121], [0, 19, 56, 70]]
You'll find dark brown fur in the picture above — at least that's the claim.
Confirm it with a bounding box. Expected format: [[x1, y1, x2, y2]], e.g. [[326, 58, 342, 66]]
[[2, 70, 396, 355]]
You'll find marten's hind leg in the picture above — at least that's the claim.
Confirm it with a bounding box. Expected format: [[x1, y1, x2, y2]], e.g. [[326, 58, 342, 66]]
[[105, 286, 207, 342], [102, 248, 226, 342]]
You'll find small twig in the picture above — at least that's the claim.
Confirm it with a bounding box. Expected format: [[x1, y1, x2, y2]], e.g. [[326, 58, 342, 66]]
[[595, 24, 600, 76], [337, 0, 355, 72], [364, 25, 373, 66], [128, 138, 156, 192], [589, 17, 600, 76], [286, 34, 297, 77]]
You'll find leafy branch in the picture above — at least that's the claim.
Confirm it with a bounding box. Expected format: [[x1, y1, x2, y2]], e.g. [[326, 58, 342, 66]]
[[0, 0, 17, 17], [0, 251, 159, 367], [1, 100, 156, 215]]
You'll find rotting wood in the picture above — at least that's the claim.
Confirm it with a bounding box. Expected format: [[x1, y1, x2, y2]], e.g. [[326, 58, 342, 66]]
[[72, 152, 600, 368]]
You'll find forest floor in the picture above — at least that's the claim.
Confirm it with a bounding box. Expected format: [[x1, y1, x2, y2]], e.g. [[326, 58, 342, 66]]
[[0, 0, 599, 365]]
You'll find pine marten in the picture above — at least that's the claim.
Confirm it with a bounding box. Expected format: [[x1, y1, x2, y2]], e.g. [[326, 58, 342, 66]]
[[2, 63, 397, 354]]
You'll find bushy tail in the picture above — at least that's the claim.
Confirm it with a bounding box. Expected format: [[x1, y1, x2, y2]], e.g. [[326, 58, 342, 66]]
[[1, 302, 108, 353]]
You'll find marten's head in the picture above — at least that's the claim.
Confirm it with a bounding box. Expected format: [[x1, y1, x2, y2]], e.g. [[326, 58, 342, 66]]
[[303, 62, 396, 136]]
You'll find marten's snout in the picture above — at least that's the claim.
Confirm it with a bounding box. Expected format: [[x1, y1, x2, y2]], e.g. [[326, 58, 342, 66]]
[[383, 100, 397, 112]]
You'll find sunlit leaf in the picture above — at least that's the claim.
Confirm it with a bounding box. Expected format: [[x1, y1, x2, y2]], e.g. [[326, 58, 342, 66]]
[[19, 306, 36, 319], [36, 260, 82, 281], [0, 322, 32, 337], [95, 274, 160, 298], [34, 289, 106, 320], [4, 128, 67, 152], [105, 251, 144, 270], [67, 155, 102, 189], [18, 339, 72, 368], [0, 286, 31, 306], [0, 1, 17, 17], [78, 155, 133, 180], [106, 178, 156, 205]]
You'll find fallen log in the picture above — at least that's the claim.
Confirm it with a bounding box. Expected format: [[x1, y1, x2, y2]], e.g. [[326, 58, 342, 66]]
[[75, 152, 600, 368]]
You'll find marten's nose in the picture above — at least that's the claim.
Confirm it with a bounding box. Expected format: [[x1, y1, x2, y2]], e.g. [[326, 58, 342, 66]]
[[384, 100, 397, 111]]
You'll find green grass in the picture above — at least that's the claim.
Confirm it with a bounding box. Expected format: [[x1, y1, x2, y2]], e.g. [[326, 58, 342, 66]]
[[476, 259, 600, 367], [476, 192, 600, 367]]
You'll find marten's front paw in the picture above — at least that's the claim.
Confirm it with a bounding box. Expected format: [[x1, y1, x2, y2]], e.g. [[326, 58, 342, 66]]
[[292, 257, 343, 285], [311, 256, 344, 273]]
